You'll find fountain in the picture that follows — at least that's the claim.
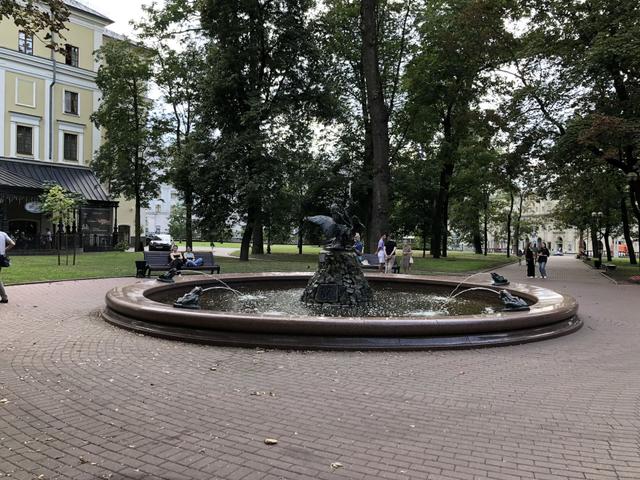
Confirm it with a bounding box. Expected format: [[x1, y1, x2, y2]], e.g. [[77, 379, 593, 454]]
[[102, 207, 580, 350], [301, 205, 372, 308]]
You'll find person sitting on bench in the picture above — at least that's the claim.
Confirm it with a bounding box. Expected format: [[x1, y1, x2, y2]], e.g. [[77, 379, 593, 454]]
[[183, 247, 204, 267], [168, 245, 184, 269]]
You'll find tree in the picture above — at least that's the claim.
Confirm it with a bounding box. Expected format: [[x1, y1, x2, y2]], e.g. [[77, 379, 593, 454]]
[[136, 3, 206, 250], [40, 184, 83, 266], [91, 39, 165, 252], [168, 203, 187, 241], [1, 0, 69, 46], [319, 0, 416, 251], [361, 0, 391, 248], [511, 0, 640, 252], [405, 0, 513, 258], [197, 0, 330, 261]]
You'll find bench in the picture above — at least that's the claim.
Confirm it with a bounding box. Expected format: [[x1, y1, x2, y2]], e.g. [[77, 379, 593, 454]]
[[602, 263, 617, 272], [141, 251, 221, 277], [357, 253, 401, 273]]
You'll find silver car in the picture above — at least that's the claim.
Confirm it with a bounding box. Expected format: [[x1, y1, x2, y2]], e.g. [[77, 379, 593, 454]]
[[148, 234, 173, 251]]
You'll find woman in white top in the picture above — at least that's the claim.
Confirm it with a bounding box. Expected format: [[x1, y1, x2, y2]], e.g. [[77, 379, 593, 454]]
[[376, 233, 387, 271]]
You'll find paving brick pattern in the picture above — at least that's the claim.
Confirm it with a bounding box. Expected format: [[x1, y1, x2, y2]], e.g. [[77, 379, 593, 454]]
[[1, 257, 640, 479]]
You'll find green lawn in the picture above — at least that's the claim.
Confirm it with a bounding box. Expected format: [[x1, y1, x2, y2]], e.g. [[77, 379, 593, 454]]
[[1, 249, 516, 285], [582, 257, 640, 283], [174, 241, 323, 255]]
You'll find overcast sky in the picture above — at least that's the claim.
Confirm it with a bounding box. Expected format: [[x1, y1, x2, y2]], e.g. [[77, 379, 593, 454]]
[[81, 0, 152, 36]]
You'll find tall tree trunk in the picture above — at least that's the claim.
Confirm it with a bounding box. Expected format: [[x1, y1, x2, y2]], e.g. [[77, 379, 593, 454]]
[[134, 192, 142, 252], [251, 199, 264, 254], [506, 191, 514, 257], [473, 230, 482, 255], [185, 187, 193, 250], [240, 203, 257, 261], [431, 162, 454, 258], [442, 194, 449, 257], [431, 113, 455, 259], [361, 0, 390, 249], [604, 227, 612, 262], [620, 195, 637, 264], [422, 221, 428, 258], [483, 206, 488, 256], [252, 220, 264, 255], [364, 121, 375, 252], [297, 218, 304, 255]]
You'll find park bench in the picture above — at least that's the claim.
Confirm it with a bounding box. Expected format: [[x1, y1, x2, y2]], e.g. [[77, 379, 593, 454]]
[[361, 253, 401, 273], [602, 263, 617, 272], [139, 251, 221, 277]]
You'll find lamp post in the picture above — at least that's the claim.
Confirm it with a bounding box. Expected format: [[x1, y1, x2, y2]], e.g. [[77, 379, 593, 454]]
[[591, 211, 603, 268]]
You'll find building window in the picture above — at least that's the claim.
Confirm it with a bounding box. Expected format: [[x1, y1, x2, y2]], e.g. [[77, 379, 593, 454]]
[[16, 125, 33, 155], [64, 91, 79, 115], [63, 133, 78, 161], [64, 44, 79, 67], [18, 32, 33, 55]]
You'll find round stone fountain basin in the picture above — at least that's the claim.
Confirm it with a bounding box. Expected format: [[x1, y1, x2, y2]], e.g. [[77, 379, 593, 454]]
[[102, 272, 580, 350]]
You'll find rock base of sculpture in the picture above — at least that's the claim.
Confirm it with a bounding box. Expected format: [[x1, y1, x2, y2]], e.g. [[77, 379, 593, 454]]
[[301, 250, 373, 308]]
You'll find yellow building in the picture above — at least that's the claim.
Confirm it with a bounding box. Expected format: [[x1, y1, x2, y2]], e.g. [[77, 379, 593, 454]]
[[0, 0, 137, 251]]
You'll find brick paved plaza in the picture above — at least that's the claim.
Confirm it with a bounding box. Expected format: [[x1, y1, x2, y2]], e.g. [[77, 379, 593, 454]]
[[1, 256, 640, 479]]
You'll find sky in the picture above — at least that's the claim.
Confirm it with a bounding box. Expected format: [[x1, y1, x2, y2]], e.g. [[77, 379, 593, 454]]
[[81, 0, 151, 37]]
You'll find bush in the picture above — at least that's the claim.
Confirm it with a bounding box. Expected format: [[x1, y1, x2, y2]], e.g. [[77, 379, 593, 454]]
[[114, 241, 129, 252]]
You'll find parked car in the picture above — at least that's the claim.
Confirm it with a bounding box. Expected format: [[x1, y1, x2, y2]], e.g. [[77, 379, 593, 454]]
[[148, 234, 173, 251]]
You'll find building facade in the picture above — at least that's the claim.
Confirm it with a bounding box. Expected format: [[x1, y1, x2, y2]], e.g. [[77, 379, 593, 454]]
[[144, 184, 180, 236], [0, 1, 136, 251], [486, 198, 639, 257]]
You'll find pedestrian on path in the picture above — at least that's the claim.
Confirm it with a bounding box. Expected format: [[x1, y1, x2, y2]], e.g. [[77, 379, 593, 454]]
[[538, 242, 550, 278], [0, 229, 16, 303], [525, 242, 536, 278]]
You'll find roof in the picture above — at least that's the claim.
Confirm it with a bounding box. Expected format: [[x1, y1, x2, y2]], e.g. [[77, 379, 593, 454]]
[[0, 157, 115, 204], [103, 29, 128, 41], [0, 168, 42, 190], [63, 0, 113, 24]]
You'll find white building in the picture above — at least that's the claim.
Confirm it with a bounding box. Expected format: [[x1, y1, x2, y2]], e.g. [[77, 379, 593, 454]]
[[144, 184, 180, 235]]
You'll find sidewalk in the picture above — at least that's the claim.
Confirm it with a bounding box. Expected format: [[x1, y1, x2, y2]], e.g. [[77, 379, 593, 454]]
[[1, 256, 639, 479]]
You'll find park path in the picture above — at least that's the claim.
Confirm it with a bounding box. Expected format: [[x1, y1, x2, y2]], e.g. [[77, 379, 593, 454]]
[[1, 256, 640, 479]]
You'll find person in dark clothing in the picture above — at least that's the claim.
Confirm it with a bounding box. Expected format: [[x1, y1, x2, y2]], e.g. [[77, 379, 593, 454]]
[[525, 242, 536, 278], [538, 242, 550, 278], [384, 236, 397, 274], [168, 245, 184, 270]]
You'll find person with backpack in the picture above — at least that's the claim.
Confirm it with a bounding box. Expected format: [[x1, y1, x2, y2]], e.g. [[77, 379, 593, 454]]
[[0, 230, 16, 304]]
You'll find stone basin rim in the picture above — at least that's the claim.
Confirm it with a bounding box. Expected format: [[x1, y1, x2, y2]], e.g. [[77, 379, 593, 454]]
[[103, 272, 579, 342]]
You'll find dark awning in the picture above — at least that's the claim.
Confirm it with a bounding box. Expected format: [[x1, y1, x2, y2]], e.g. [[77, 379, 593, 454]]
[[0, 156, 116, 206]]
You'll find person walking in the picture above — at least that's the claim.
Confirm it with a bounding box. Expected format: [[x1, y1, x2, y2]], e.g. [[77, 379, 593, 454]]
[[0, 229, 16, 304], [525, 242, 536, 278], [401, 239, 413, 273], [538, 241, 550, 278]]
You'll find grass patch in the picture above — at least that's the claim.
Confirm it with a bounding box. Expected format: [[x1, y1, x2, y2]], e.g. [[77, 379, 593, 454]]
[[1, 249, 516, 285], [582, 257, 640, 283]]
